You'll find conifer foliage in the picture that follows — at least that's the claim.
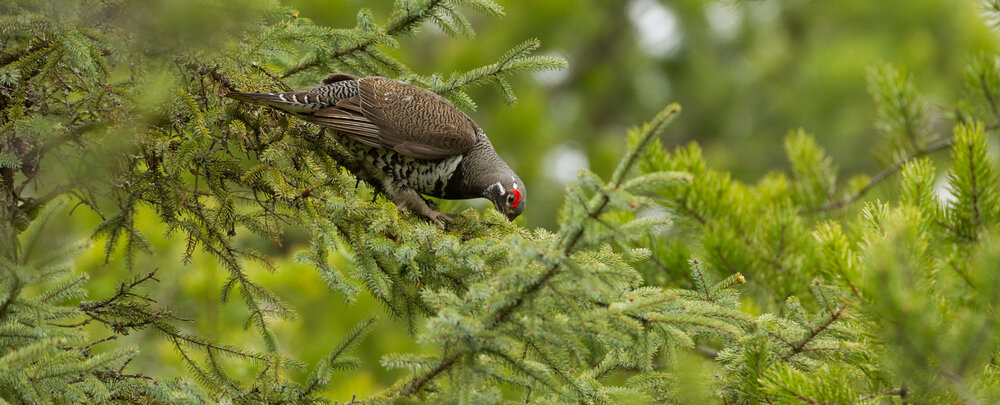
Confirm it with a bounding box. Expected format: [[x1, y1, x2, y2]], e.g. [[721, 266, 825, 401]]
[[3, 0, 1000, 403]]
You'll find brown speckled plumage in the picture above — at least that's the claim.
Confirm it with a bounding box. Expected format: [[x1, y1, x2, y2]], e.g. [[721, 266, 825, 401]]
[[226, 74, 525, 227]]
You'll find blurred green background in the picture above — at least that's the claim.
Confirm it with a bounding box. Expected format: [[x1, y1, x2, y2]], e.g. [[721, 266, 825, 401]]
[[64, 0, 999, 399], [284, 0, 999, 228]]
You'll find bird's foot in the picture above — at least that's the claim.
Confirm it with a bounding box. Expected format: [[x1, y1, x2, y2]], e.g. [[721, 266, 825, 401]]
[[424, 210, 453, 230], [390, 187, 453, 230]]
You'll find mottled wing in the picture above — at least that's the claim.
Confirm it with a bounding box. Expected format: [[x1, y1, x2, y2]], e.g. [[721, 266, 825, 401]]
[[305, 99, 384, 149], [356, 77, 477, 160]]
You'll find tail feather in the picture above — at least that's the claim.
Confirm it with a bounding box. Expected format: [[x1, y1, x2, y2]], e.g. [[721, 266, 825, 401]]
[[226, 91, 322, 113]]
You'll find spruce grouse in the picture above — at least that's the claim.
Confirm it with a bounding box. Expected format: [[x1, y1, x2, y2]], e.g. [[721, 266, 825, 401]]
[[226, 73, 525, 228]]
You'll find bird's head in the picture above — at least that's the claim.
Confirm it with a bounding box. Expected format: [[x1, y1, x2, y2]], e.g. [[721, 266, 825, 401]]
[[484, 175, 525, 221]]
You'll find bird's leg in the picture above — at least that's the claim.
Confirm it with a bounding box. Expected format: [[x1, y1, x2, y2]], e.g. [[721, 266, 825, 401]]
[[390, 186, 452, 229]]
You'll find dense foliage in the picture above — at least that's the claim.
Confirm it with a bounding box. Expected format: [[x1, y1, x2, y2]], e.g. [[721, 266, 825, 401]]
[[2, 0, 1000, 403]]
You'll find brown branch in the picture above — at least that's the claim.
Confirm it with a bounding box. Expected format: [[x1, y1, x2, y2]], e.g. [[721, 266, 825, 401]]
[[783, 303, 848, 361], [980, 73, 1000, 124], [855, 387, 906, 402], [250, 63, 292, 92], [39, 275, 87, 304], [967, 139, 981, 228], [436, 40, 541, 96], [300, 317, 376, 399], [400, 350, 465, 397], [0, 276, 22, 321], [280, 42, 369, 80], [79, 270, 159, 311], [486, 106, 680, 328], [772, 380, 820, 404], [694, 261, 712, 301], [280, 0, 445, 79], [0, 38, 54, 67], [160, 324, 267, 361], [80, 335, 118, 355], [806, 137, 955, 213], [675, 195, 708, 225], [397, 105, 681, 398]]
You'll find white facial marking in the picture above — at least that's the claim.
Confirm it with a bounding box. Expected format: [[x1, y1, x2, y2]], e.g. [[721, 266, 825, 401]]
[[484, 181, 503, 198]]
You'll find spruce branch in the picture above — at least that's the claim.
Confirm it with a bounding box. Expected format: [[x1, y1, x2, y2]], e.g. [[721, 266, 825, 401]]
[[978, 66, 1000, 123], [281, 0, 448, 79], [79, 270, 159, 312], [400, 350, 466, 396], [805, 136, 955, 212], [767, 378, 821, 404], [0, 276, 22, 321], [809, 57, 1000, 214], [855, 387, 906, 402], [488, 104, 682, 328], [431, 39, 567, 107], [781, 303, 847, 361], [301, 317, 376, 399], [396, 105, 683, 399]]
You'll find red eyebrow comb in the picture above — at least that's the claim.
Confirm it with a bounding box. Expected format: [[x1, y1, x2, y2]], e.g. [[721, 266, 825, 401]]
[[511, 189, 521, 208]]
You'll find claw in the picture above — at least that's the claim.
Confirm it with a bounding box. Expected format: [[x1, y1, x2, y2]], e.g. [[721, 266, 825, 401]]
[[427, 211, 453, 230], [390, 186, 453, 230]]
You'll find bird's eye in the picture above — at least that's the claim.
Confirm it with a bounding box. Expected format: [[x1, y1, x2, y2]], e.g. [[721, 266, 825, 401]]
[[506, 194, 515, 204]]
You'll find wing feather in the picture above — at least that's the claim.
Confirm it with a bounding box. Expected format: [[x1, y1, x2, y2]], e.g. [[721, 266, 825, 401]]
[[241, 75, 479, 160], [355, 77, 478, 160], [305, 106, 383, 147]]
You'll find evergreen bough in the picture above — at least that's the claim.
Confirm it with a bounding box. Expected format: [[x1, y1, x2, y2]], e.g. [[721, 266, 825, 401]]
[[1, 0, 1000, 403]]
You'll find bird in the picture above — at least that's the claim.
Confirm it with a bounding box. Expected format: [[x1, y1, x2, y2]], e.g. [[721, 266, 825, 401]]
[[225, 73, 525, 228]]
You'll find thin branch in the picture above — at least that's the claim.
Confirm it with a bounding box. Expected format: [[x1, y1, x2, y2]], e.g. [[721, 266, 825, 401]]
[[966, 139, 981, 228], [251, 63, 292, 92], [0, 276, 22, 321], [300, 317, 376, 399], [79, 270, 159, 311], [783, 304, 848, 361], [400, 350, 465, 397], [398, 107, 680, 397], [695, 344, 719, 359], [771, 380, 820, 404], [436, 40, 541, 95], [280, 0, 445, 79], [855, 387, 906, 402], [486, 105, 681, 328], [80, 335, 118, 355], [806, 137, 955, 212], [980, 73, 1000, 124]]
